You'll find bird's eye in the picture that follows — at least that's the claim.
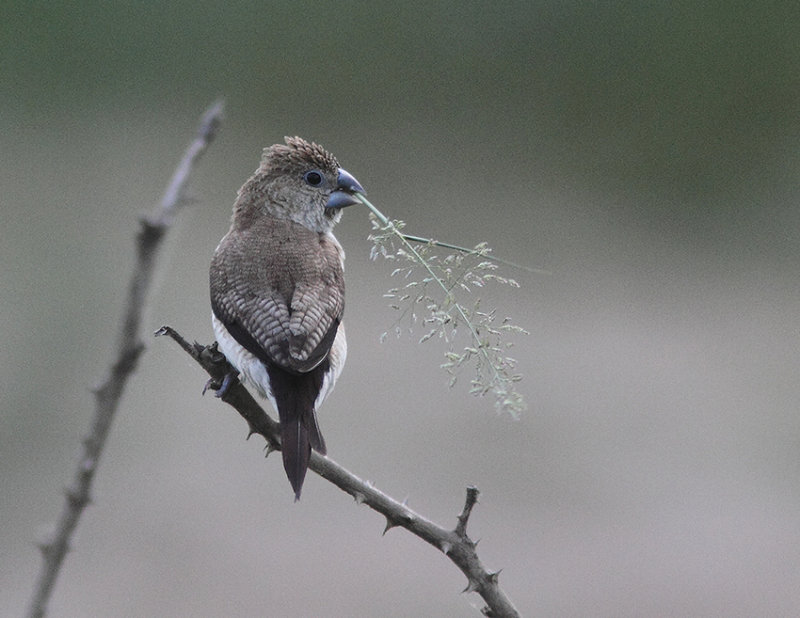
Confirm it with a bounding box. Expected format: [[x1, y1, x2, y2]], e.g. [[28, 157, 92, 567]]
[[303, 170, 324, 187]]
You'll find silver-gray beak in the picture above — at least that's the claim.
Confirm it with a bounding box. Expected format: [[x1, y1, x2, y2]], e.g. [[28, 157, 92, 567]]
[[326, 168, 365, 209]]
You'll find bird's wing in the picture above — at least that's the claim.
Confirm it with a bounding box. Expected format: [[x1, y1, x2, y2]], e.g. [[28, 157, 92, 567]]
[[210, 225, 344, 375]]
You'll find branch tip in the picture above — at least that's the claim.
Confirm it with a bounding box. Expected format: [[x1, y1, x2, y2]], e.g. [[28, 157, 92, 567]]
[[152, 325, 172, 338], [198, 99, 225, 141], [455, 485, 480, 538]]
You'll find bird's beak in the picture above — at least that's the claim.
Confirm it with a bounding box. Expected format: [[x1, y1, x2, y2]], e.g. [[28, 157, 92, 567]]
[[326, 168, 365, 209]]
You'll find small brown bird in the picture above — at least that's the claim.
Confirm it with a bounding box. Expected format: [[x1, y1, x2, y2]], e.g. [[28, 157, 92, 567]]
[[209, 136, 364, 499]]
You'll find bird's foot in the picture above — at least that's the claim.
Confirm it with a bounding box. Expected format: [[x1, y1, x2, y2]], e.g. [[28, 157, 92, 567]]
[[202, 370, 238, 398]]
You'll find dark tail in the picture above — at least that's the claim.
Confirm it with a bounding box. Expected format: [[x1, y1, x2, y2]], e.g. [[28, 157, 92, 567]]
[[269, 366, 328, 500], [280, 407, 326, 500], [281, 414, 310, 501]]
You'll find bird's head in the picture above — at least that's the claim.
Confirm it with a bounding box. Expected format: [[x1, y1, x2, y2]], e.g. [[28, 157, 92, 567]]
[[235, 136, 365, 233]]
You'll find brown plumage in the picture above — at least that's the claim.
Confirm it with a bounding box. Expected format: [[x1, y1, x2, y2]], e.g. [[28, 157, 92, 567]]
[[210, 136, 364, 499]]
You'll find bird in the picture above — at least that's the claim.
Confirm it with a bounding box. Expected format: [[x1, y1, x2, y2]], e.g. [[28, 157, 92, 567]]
[[209, 136, 364, 499]]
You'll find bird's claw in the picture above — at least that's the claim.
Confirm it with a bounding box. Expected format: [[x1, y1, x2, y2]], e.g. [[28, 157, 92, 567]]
[[202, 371, 237, 398]]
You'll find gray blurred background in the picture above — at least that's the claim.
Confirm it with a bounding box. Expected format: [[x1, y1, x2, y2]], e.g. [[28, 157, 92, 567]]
[[3, 1, 799, 616]]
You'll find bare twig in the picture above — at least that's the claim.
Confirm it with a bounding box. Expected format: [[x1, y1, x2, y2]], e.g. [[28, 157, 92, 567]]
[[26, 101, 224, 618], [155, 325, 520, 618]]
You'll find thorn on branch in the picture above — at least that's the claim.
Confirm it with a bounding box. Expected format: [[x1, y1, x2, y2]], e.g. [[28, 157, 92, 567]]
[[463, 578, 480, 594], [37, 541, 55, 557], [64, 487, 89, 509], [383, 517, 398, 535]]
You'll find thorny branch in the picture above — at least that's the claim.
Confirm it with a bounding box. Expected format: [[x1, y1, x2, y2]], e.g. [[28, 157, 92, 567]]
[[155, 325, 520, 618], [26, 101, 224, 618]]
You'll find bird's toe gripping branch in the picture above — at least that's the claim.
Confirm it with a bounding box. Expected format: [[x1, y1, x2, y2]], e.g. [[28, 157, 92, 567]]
[[206, 371, 237, 398], [154, 327, 240, 398], [198, 344, 239, 398]]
